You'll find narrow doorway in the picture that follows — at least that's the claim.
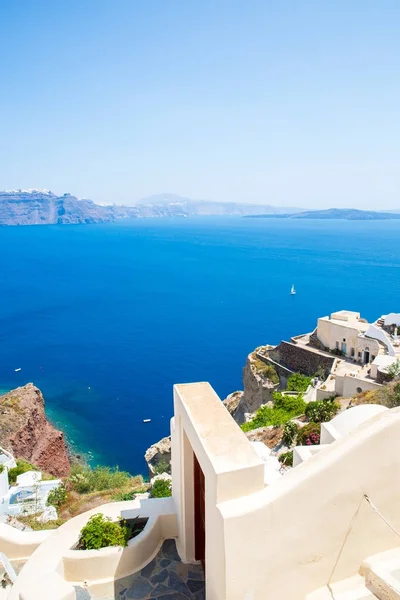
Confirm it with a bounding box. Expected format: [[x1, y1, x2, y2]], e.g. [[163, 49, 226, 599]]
[[364, 350, 370, 363], [193, 453, 205, 570]]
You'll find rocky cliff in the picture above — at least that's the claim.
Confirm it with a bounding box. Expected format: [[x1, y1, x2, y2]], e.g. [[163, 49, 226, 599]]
[[0, 384, 70, 477], [144, 436, 171, 477], [145, 347, 281, 473], [0, 190, 136, 225], [227, 350, 279, 424], [0, 189, 305, 226]]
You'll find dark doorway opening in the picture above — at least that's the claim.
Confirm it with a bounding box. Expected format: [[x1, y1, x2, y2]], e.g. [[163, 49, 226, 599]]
[[193, 453, 205, 570]]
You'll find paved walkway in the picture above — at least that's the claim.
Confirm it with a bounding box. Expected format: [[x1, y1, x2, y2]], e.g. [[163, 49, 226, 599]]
[[79, 539, 205, 600]]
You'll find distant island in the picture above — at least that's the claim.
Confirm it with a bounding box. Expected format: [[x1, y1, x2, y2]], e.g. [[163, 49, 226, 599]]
[[1, 190, 399, 225], [0, 190, 302, 226], [247, 208, 400, 221]]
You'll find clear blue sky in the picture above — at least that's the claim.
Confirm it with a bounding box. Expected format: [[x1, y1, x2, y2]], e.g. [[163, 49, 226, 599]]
[[1, 1, 400, 209]]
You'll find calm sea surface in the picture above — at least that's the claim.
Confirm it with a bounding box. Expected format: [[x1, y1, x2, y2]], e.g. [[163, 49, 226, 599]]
[[0, 217, 399, 475]]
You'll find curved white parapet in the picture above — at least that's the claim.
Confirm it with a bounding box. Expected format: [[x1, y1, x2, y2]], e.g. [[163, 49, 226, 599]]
[[0, 523, 54, 560], [9, 497, 178, 600], [321, 404, 388, 444], [63, 497, 177, 583], [365, 323, 396, 356]]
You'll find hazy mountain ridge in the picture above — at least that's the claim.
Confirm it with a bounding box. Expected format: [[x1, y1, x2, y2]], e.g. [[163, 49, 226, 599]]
[[136, 193, 303, 215], [247, 208, 400, 221]]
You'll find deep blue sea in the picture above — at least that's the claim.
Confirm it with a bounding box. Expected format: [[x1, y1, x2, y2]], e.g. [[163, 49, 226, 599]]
[[0, 217, 399, 475]]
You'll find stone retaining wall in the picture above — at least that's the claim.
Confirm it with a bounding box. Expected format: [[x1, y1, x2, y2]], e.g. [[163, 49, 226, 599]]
[[269, 341, 335, 378]]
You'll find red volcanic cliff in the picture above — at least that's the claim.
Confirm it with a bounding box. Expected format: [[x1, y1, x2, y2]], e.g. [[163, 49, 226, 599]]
[[0, 383, 70, 477]]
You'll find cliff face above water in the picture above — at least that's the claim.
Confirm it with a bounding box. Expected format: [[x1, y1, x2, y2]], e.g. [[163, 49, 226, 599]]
[[0, 383, 70, 477], [0, 189, 304, 226], [0, 190, 133, 225], [224, 350, 279, 424]]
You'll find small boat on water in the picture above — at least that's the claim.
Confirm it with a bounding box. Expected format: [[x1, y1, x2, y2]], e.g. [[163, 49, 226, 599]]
[[14, 368, 22, 372], [143, 419, 151, 423], [290, 284, 296, 295]]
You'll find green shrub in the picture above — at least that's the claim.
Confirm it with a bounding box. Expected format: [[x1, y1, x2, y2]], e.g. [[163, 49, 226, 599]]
[[47, 484, 68, 507], [69, 465, 132, 494], [78, 514, 129, 550], [278, 451, 293, 466], [282, 421, 299, 447], [298, 423, 321, 446], [387, 360, 400, 381], [273, 392, 306, 413], [112, 490, 136, 501], [8, 460, 37, 485], [241, 394, 306, 432], [287, 373, 312, 392], [305, 399, 340, 423], [151, 479, 172, 498]]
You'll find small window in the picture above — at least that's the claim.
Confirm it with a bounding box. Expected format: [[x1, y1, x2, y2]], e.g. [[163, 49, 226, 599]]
[[356, 387, 362, 393], [371, 355, 376, 361], [343, 338, 346, 342], [351, 348, 355, 357], [335, 341, 339, 349], [358, 352, 362, 358]]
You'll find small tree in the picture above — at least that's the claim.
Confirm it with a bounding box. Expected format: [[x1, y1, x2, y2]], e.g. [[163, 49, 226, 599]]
[[282, 421, 298, 447], [387, 360, 400, 381], [47, 484, 68, 508]]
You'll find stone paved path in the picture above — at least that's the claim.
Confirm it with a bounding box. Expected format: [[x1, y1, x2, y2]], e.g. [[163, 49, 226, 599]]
[[79, 539, 205, 600]]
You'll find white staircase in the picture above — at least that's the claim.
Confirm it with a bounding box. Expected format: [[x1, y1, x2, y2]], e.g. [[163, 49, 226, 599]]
[[306, 546, 400, 600]]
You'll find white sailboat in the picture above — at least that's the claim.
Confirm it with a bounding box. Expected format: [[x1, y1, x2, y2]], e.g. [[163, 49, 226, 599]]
[[290, 284, 296, 295]]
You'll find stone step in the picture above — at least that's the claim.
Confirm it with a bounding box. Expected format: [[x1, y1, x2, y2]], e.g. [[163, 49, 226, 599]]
[[361, 547, 400, 600], [306, 575, 378, 600]]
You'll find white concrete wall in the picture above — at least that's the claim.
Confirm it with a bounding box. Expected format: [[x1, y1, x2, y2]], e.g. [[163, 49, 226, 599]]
[[0, 523, 53, 560], [0, 468, 9, 498], [340, 375, 382, 397], [365, 324, 396, 356], [320, 404, 388, 444], [172, 382, 265, 600], [384, 313, 400, 327], [219, 407, 400, 600]]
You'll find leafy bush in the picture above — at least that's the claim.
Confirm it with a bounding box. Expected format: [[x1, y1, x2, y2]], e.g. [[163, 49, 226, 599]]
[[151, 479, 172, 498], [78, 514, 129, 550], [287, 373, 312, 392], [298, 423, 321, 446], [47, 484, 68, 507], [282, 421, 299, 447], [69, 465, 132, 494], [252, 358, 279, 384], [112, 490, 136, 501], [305, 399, 340, 423], [376, 382, 400, 408], [387, 360, 400, 381], [241, 394, 306, 432], [8, 460, 37, 485], [278, 451, 293, 466]]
